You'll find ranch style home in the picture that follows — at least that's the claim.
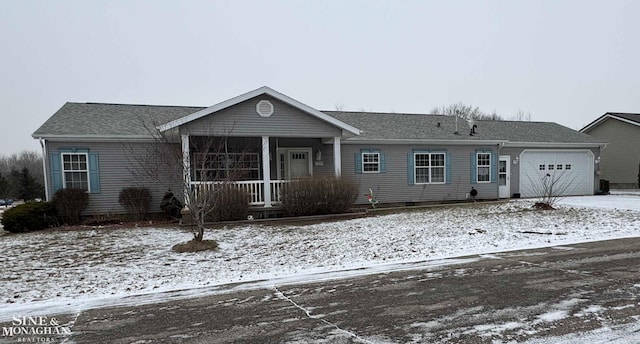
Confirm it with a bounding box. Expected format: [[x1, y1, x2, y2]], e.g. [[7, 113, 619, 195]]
[[32, 86, 604, 216]]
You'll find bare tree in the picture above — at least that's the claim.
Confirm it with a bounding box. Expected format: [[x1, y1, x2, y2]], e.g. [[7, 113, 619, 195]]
[[432, 103, 534, 122], [123, 118, 255, 242], [525, 168, 577, 209], [431, 102, 504, 121], [0, 151, 45, 199], [511, 110, 532, 121]]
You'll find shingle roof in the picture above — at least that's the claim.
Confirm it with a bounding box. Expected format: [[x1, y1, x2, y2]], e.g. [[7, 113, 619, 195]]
[[324, 111, 600, 144], [580, 112, 640, 133], [32, 102, 205, 138], [33, 102, 601, 146]]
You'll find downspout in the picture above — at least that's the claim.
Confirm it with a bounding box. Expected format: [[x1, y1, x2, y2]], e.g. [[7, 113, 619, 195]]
[[39, 138, 50, 201]]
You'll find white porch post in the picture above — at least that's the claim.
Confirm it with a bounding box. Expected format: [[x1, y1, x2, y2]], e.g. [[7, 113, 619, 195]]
[[262, 136, 272, 207], [181, 134, 191, 206], [333, 136, 341, 176]]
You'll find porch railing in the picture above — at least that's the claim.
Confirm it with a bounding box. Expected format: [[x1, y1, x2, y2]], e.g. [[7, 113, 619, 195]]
[[190, 180, 288, 206]]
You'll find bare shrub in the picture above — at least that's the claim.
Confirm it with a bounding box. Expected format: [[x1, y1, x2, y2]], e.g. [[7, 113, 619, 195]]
[[118, 187, 152, 221], [212, 186, 249, 222], [53, 188, 88, 225], [526, 171, 576, 210], [282, 176, 358, 216]]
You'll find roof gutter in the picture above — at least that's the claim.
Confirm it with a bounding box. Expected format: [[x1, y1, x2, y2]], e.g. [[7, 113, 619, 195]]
[[341, 138, 504, 145], [501, 141, 604, 148], [30, 134, 159, 142]]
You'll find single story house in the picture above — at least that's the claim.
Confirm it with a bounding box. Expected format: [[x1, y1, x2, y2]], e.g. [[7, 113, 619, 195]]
[[32, 86, 604, 215], [581, 112, 640, 189]]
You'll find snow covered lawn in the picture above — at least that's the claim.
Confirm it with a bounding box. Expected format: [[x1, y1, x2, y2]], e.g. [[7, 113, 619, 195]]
[[0, 196, 639, 317]]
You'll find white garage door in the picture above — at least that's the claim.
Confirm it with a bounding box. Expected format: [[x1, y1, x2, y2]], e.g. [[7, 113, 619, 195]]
[[519, 150, 594, 197]]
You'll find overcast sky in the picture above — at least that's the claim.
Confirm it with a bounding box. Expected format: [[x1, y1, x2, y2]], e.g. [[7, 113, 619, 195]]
[[1, 0, 639, 155]]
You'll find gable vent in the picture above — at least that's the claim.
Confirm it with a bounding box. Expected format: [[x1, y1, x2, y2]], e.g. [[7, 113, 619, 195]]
[[256, 100, 274, 117]]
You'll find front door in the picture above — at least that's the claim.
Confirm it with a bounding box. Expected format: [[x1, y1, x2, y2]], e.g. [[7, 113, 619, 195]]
[[498, 156, 511, 198], [288, 150, 311, 179]]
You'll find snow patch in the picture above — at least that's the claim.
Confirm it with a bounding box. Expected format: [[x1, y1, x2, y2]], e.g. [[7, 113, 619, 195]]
[[0, 196, 638, 318]]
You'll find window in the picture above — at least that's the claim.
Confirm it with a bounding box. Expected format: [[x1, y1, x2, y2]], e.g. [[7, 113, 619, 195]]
[[548, 164, 555, 170], [539, 164, 546, 171], [356, 149, 385, 174], [414, 152, 446, 184], [557, 164, 563, 170], [362, 152, 380, 173], [566, 164, 572, 170], [193, 152, 260, 181], [476, 153, 491, 183], [62, 153, 89, 191]]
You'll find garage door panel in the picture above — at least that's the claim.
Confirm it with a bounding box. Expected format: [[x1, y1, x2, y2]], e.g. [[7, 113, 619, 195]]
[[519, 151, 594, 197]]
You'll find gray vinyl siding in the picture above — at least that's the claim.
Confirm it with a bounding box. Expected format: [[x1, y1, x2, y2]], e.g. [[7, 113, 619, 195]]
[[341, 144, 499, 205], [46, 141, 182, 216], [182, 95, 341, 138], [584, 118, 639, 186]]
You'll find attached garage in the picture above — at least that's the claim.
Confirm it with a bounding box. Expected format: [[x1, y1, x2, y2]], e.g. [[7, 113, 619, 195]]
[[519, 150, 595, 197]]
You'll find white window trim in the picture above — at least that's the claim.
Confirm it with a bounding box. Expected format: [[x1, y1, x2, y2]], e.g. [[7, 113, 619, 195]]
[[414, 152, 446, 185], [361, 152, 381, 174], [476, 152, 491, 184], [61, 152, 90, 192]]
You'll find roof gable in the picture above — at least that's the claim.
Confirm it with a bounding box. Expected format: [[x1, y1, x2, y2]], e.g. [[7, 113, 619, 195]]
[[157, 86, 361, 136], [581, 112, 640, 133]]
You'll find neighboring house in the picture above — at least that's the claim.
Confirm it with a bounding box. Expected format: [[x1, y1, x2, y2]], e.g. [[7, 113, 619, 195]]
[[32, 86, 604, 215], [581, 112, 640, 189]]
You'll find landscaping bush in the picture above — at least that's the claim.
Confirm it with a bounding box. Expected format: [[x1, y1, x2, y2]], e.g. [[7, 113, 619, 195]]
[[281, 176, 359, 216], [160, 190, 183, 219], [1, 202, 57, 233], [53, 188, 88, 225], [118, 187, 152, 221], [212, 186, 249, 222]]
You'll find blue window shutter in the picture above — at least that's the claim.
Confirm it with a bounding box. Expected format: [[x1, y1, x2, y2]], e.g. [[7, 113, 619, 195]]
[[470, 151, 477, 184], [445, 153, 451, 184], [490, 152, 497, 183], [355, 152, 362, 173], [89, 153, 101, 193], [51, 152, 63, 192], [407, 152, 414, 185], [380, 152, 386, 173]]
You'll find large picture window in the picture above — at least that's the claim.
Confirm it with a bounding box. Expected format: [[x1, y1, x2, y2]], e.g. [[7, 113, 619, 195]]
[[414, 152, 446, 184], [193, 152, 260, 181], [476, 152, 491, 183], [62, 153, 89, 191]]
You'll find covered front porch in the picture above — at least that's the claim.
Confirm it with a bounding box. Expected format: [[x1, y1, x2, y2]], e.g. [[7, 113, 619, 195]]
[[181, 135, 343, 207]]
